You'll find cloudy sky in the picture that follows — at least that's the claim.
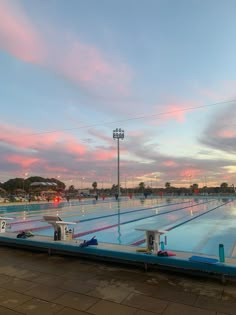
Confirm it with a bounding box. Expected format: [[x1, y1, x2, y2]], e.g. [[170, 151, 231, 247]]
[[1, 0, 236, 189]]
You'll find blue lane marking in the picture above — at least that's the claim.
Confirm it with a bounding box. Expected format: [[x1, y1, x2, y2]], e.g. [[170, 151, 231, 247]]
[[166, 200, 232, 231]]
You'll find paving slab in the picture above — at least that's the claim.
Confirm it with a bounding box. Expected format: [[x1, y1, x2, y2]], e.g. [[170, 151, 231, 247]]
[[23, 283, 66, 301], [57, 308, 91, 315], [87, 300, 137, 315], [162, 302, 216, 315], [195, 296, 236, 315], [122, 292, 168, 313], [52, 291, 99, 311], [0, 288, 33, 309], [14, 298, 64, 315], [0, 247, 236, 315], [88, 278, 135, 303], [0, 275, 11, 286], [0, 305, 23, 315], [1, 277, 37, 293], [5, 268, 43, 281]]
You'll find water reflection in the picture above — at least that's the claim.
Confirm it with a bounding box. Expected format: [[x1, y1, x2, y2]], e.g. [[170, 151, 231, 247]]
[[140, 199, 145, 204], [117, 201, 121, 244], [222, 198, 230, 203]]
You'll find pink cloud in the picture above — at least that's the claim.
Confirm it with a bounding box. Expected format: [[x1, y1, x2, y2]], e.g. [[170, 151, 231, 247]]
[[161, 105, 186, 122], [64, 142, 86, 155], [218, 129, 236, 138], [88, 128, 115, 144], [44, 165, 69, 173], [151, 100, 200, 125], [0, 1, 132, 97], [222, 174, 232, 181], [7, 155, 40, 167], [57, 40, 131, 95], [180, 169, 203, 179], [0, 123, 87, 155], [0, 123, 119, 180], [0, 1, 45, 63], [94, 150, 116, 161], [162, 160, 178, 167], [0, 124, 39, 148]]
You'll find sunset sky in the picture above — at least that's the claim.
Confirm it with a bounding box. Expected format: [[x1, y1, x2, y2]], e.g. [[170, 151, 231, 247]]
[[1, 0, 236, 189]]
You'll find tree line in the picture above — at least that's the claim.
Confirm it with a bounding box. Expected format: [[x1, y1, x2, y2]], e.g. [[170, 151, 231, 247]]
[[0, 176, 235, 195]]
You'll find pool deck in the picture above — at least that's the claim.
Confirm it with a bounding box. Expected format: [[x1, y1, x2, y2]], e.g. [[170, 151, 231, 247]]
[[1, 245, 236, 314], [1, 231, 236, 283]]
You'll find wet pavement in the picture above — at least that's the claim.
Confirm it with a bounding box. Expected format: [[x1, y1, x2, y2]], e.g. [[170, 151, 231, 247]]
[[0, 247, 236, 314]]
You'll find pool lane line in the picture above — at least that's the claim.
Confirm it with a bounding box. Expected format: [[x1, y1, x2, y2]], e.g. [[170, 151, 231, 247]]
[[166, 200, 232, 231], [6, 202, 113, 223], [13, 199, 214, 234], [2, 198, 116, 218], [192, 211, 230, 253], [72, 200, 214, 238], [12, 198, 207, 227], [13, 199, 210, 233], [10, 199, 193, 226], [131, 200, 232, 246], [1, 197, 152, 215]]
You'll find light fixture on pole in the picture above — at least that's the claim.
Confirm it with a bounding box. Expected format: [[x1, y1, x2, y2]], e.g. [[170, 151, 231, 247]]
[[113, 128, 124, 199], [23, 173, 28, 199]]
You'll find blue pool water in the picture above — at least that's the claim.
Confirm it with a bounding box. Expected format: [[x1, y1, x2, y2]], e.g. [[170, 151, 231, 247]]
[[1, 197, 235, 258]]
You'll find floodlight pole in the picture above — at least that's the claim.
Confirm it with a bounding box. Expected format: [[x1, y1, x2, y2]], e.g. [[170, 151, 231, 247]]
[[117, 138, 120, 197], [113, 128, 124, 199], [23, 173, 28, 195]]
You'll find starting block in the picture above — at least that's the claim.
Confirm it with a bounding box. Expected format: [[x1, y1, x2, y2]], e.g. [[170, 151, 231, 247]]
[[43, 215, 76, 241], [135, 226, 167, 254], [0, 217, 13, 233]]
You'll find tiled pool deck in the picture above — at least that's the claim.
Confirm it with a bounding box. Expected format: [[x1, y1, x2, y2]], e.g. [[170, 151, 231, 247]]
[[1, 246, 236, 315]]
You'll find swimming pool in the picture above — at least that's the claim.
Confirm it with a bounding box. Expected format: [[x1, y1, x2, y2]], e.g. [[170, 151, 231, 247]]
[[1, 196, 235, 258]]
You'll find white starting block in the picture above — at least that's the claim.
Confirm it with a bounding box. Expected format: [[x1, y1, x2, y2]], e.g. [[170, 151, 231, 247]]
[[0, 217, 13, 233], [135, 227, 167, 254], [43, 215, 76, 241]]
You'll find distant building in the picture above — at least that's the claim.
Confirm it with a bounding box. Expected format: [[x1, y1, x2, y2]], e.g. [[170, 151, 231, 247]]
[[29, 182, 57, 193]]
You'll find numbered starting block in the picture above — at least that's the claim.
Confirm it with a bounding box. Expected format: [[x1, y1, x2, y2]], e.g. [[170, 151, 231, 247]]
[[135, 227, 167, 254], [0, 217, 13, 233], [43, 215, 76, 241]]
